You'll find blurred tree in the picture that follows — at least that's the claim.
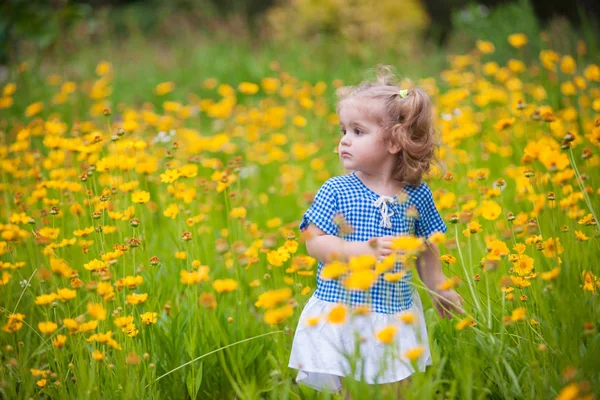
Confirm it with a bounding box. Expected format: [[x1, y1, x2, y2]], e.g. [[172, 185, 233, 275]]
[[421, 0, 600, 45], [0, 0, 91, 66], [264, 0, 430, 60]]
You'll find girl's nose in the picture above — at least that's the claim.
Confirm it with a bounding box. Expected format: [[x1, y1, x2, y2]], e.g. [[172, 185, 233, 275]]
[[340, 135, 351, 146]]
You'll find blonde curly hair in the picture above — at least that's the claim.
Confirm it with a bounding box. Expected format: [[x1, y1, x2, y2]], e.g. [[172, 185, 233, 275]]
[[335, 64, 443, 187]]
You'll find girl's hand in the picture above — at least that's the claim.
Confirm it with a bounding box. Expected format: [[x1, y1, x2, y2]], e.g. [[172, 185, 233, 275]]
[[431, 288, 465, 319], [366, 236, 396, 260]]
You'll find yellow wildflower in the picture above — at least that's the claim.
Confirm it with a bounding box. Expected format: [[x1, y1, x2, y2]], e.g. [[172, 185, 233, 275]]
[[212, 279, 238, 293], [376, 325, 398, 344]]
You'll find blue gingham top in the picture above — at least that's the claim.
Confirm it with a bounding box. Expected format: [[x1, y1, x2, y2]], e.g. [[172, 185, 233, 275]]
[[299, 171, 448, 314]]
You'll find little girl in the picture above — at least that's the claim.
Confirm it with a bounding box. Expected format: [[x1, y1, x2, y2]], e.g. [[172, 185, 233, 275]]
[[288, 65, 464, 394]]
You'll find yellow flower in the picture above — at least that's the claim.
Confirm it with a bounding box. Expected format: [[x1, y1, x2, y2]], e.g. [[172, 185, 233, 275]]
[[126, 293, 148, 305], [584, 64, 600, 81], [513, 243, 526, 254], [487, 239, 509, 260], [493, 117, 515, 132], [267, 247, 290, 267], [77, 320, 99, 333], [327, 304, 347, 324], [541, 237, 563, 259], [440, 254, 456, 264], [581, 270, 598, 293], [556, 383, 579, 400], [0, 97, 13, 109], [391, 235, 425, 253], [114, 315, 134, 328], [30, 368, 49, 378], [476, 40, 495, 54], [376, 325, 398, 344], [455, 316, 474, 330], [479, 200, 502, 220], [436, 276, 461, 291], [264, 305, 294, 326], [343, 269, 377, 291], [428, 231, 446, 246], [508, 33, 528, 48], [292, 115, 307, 127], [212, 279, 238, 293], [348, 254, 377, 271], [3, 313, 25, 333], [510, 275, 531, 288], [261, 77, 280, 93], [160, 169, 181, 183], [255, 288, 292, 309], [96, 61, 112, 76], [374, 254, 396, 275], [83, 259, 107, 271], [116, 275, 144, 290], [229, 207, 247, 219], [92, 349, 104, 361], [131, 191, 150, 204], [238, 82, 259, 94], [175, 251, 187, 260], [578, 213, 596, 225], [321, 261, 348, 279], [35, 293, 57, 306], [122, 322, 139, 337], [38, 321, 58, 335], [62, 318, 79, 333], [397, 311, 415, 324], [25, 101, 43, 117], [52, 334, 67, 349], [140, 312, 158, 325], [574, 231, 589, 241], [512, 254, 534, 276], [155, 81, 175, 95], [540, 267, 560, 281], [56, 288, 77, 301], [180, 267, 210, 285], [561, 82, 576, 96], [510, 307, 526, 322], [404, 345, 424, 361], [384, 271, 406, 282], [73, 226, 95, 237], [3, 82, 16, 96], [267, 218, 282, 228], [36, 379, 47, 388], [560, 56, 576, 74], [87, 302, 107, 320]]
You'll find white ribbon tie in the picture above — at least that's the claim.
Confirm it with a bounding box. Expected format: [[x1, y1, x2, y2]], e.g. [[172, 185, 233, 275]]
[[373, 195, 396, 229]]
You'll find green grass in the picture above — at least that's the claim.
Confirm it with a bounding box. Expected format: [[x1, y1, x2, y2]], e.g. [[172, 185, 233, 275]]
[[0, 9, 599, 399]]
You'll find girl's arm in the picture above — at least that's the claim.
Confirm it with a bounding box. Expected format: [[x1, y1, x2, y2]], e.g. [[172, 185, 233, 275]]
[[416, 242, 465, 318], [415, 242, 447, 290], [303, 223, 371, 263]]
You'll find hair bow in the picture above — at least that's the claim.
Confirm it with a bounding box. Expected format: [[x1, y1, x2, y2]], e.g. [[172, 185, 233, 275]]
[[399, 89, 409, 98]]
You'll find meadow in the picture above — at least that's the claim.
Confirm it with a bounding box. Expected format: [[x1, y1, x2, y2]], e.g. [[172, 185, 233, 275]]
[[0, 21, 599, 400]]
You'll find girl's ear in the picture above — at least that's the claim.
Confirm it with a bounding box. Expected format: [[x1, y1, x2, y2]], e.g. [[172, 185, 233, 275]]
[[388, 142, 402, 155], [388, 124, 405, 155]]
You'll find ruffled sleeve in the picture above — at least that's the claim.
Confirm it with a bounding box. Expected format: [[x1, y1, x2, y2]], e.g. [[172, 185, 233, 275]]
[[299, 180, 339, 236], [414, 183, 448, 239]]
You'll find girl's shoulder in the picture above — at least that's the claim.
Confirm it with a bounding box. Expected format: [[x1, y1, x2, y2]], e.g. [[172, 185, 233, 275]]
[[318, 173, 359, 194], [404, 180, 436, 207]]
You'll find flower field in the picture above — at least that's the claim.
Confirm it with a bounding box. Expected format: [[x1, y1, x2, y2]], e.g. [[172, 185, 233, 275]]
[[0, 33, 599, 399]]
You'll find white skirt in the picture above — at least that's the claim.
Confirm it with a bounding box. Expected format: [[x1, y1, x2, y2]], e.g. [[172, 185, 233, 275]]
[[288, 291, 432, 392]]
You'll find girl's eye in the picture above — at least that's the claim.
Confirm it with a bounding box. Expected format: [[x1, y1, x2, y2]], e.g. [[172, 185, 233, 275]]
[[340, 128, 346, 135], [354, 128, 363, 135]]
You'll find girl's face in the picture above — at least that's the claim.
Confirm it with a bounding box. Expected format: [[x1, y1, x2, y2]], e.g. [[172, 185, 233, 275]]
[[337, 98, 398, 173]]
